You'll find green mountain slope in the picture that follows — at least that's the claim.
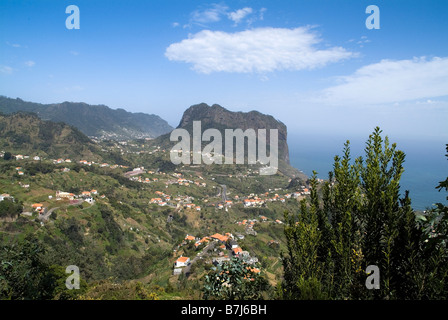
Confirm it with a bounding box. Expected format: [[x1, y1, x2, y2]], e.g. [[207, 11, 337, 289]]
[[0, 96, 173, 140], [0, 102, 309, 300], [0, 112, 102, 161]]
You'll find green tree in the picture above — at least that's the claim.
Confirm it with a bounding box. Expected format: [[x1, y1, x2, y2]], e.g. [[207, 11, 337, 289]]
[[281, 128, 448, 300], [0, 198, 22, 219], [40, 265, 87, 300], [281, 189, 326, 299], [3, 152, 12, 161], [411, 144, 448, 299], [0, 236, 86, 300], [202, 257, 270, 300]]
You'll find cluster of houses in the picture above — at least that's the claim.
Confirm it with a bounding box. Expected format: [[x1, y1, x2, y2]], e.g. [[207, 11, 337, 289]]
[[79, 159, 129, 170], [173, 231, 260, 275], [54, 158, 72, 164], [150, 190, 170, 207], [6, 153, 134, 175], [120, 160, 313, 215], [126, 169, 210, 189], [170, 174, 207, 188], [55, 189, 102, 204], [9, 155, 77, 165], [216, 200, 233, 211], [131, 176, 157, 184], [11, 154, 41, 161], [15, 166, 24, 176], [149, 190, 201, 211], [234, 215, 284, 237], [236, 218, 258, 227], [241, 189, 310, 208]]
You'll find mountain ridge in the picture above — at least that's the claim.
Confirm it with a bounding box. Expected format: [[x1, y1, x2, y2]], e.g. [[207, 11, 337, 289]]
[[0, 95, 173, 140], [178, 103, 290, 164], [154, 103, 305, 179], [0, 111, 102, 161]]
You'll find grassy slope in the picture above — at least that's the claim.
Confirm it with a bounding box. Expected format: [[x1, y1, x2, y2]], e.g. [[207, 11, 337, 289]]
[[0, 138, 308, 299]]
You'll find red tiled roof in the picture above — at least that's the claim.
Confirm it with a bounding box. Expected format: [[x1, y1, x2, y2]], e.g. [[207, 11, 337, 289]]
[[176, 256, 189, 263]]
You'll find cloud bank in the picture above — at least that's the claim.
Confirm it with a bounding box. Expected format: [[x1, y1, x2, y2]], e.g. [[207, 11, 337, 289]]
[[165, 27, 355, 74], [316, 56, 448, 105]]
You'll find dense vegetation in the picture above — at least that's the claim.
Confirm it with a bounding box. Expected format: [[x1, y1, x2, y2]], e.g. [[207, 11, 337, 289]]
[[0, 112, 101, 160], [0, 96, 173, 139], [0, 199, 22, 220], [203, 257, 271, 300], [279, 128, 448, 299], [0, 124, 446, 300]]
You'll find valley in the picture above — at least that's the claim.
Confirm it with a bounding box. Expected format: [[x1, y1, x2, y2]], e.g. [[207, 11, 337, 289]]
[[0, 108, 310, 299]]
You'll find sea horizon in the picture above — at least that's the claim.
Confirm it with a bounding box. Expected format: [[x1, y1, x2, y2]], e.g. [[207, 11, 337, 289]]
[[288, 132, 447, 211]]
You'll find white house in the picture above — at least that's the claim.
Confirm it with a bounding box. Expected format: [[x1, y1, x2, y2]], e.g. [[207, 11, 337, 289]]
[[0, 194, 12, 202], [228, 240, 239, 249], [174, 256, 190, 268], [56, 191, 74, 201], [84, 197, 95, 204]]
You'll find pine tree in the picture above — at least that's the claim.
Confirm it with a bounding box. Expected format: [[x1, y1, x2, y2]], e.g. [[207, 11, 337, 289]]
[[280, 128, 448, 299]]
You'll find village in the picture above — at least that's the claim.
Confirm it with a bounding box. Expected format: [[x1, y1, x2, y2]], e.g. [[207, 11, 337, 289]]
[[1, 147, 313, 280], [2, 149, 312, 220], [173, 231, 260, 276]]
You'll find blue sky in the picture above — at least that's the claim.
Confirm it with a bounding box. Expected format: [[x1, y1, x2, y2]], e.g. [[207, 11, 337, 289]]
[[1, 0, 447, 142]]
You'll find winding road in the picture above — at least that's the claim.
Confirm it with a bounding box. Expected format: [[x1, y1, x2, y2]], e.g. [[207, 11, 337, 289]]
[[184, 241, 216, 276], [38, 206, 59, 222]]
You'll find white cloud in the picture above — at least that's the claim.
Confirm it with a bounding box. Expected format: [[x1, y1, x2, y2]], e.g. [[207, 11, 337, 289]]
[[228, 7, 253, 25], [186, 5, 265, 28], [315, 56, 448, 106], [189, 4, 228, 25], [165, 27, 355, 74], [6, 41, 26, 48], [24, 60, 35, 67], [0, 65, 13, 74], [259, 8, 267, 21]]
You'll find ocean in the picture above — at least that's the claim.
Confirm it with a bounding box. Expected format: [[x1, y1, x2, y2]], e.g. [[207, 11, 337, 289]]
[[288, 133, 447, 211]]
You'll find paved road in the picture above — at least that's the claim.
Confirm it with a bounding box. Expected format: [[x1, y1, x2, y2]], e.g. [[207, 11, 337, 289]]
[[221, 185, 227, 202], [38, 207, 59, 222], [184, 241, 216, 276], [216, 184, 227, 202]]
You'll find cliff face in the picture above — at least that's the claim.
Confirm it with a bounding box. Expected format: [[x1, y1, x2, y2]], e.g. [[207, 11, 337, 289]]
[[177, 103, 290, 164]]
